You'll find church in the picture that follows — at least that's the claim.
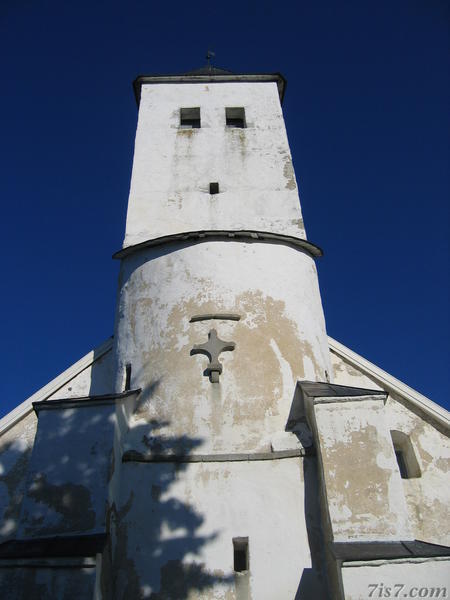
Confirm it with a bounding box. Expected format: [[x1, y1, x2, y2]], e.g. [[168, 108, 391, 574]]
[[0, 67, 448, 599]]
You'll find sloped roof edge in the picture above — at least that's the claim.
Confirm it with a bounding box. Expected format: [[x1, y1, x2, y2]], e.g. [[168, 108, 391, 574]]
[[328, 336, 449, 432], [0, 337, 114, 436], [1, 335, 447, 436]]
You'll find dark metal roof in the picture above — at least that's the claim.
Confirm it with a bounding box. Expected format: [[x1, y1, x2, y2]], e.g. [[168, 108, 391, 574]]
[[32, 389, 141, 413], [332, 539, 450, 562], [286, 381, 387, 430], [184, 65, 234, 76], [297, 381, 387, 399], [133, 71, 287, 105]]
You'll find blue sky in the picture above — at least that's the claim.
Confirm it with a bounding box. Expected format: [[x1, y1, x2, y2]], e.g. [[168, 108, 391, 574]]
[[1, 0, 449, 417]]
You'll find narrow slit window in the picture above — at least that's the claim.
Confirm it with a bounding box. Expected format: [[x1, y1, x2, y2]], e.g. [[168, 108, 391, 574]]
[[390, 430, 421, 479], [395, 450, 408, 479], [180, 107, 200, 129], [124, 363, 132, 391], [209, 182, 219, 195], [233, 537, 249, 572], [226, 107, 246, 128]]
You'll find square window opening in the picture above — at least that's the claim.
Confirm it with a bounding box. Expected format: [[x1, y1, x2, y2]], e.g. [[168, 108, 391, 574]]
[[180, 107, 200, 129], [226, 107, 246, 128], [209, 182, 219, 195], [233, 537, 249, 572]]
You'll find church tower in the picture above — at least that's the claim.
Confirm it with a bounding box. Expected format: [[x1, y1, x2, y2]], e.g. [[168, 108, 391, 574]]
[[113, 68, 330, 445], [0, 66, 448, 600], [109, 67, 332, 597]]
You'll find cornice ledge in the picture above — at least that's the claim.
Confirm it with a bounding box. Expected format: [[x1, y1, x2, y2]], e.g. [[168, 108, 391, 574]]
[[133, 72, 286, 104], [113, 230, 323, 260]]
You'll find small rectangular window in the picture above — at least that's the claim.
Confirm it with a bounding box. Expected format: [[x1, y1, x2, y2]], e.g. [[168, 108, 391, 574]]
[[233, 537, 249, 572], [226, 107, 246, 128], [209, 182, 219, 194], [180, 107, 200, 129], [391, 430, 421, 479]]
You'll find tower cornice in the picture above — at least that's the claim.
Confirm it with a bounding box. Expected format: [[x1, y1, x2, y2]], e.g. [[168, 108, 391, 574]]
[[112, 229, 322, 260], [133, 72, 287, 105]]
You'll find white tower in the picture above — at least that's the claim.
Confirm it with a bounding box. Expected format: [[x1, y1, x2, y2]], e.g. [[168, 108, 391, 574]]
[[110, 67, 331, 598]]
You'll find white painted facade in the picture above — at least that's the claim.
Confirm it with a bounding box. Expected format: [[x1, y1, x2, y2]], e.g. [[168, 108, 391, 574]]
[[124, 81, 305, 247], [0, 69, 448, 600], [108, 72, 330, 599], [113, 241, 330, 456]]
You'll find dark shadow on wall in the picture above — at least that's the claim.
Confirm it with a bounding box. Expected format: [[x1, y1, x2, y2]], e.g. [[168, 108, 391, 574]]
[[294, 456, 330, 600], [107, 374, 234, 600], [0, 438, 33, 544], [0, 371, 234, 599], [0, 561, 97, 600], [0, 339, 114, 546], [285, 387, 331, 600], [0, 404, 115, 599]]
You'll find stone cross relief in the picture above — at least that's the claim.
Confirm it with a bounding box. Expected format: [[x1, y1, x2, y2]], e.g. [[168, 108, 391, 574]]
[[190, 317, 238, 383]]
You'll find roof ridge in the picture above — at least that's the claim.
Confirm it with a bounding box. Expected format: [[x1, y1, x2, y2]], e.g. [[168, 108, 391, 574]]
[[184, 65, 234, 75]]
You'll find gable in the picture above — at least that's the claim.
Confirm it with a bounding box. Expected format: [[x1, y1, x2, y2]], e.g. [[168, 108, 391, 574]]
[[329, 336, 449, 433], [0, 338, 114, 437], [329, 336, 450, 547]]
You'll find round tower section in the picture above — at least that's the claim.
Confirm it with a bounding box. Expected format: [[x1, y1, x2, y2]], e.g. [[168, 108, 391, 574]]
[[113, 237, 330, 455]]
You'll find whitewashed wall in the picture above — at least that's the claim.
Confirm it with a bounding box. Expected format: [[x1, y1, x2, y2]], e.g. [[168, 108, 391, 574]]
[[113, 241, 330, 456], [330, 349, 450, 548], [112, 457, 326, 599], [124, 81, 306, 247]]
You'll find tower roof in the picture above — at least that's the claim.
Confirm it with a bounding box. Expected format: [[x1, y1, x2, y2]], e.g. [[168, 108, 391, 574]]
[[132, 68, 286, 105], [183, 66, 234, 76]]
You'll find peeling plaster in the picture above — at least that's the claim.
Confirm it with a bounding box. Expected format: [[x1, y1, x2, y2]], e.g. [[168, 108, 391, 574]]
[[114, 241, 331, 455], [329, 351, 450, 547], [124, 82, 306, 246]]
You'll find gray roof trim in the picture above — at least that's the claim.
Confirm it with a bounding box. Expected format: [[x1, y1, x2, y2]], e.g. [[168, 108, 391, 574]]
[[286, 381, 387, 429], [113, 230, 323, 260], [333, 539, 450, 562], [297, 381, 387, 399], [32, 389, 141, 413], [133, 72, 287, 105]]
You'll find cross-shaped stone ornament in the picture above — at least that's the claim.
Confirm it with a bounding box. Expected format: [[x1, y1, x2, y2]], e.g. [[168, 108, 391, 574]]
[[190, 329, 236, 383]]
